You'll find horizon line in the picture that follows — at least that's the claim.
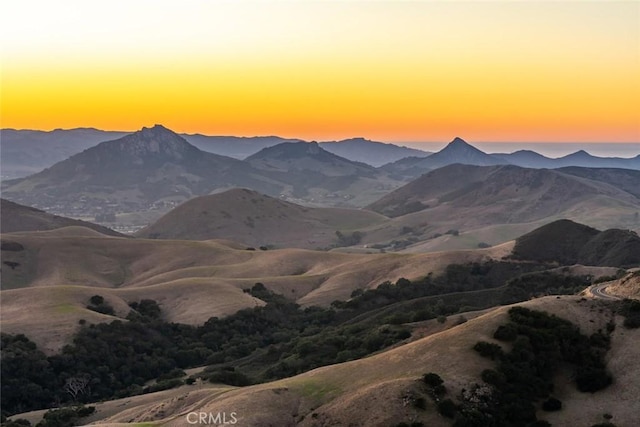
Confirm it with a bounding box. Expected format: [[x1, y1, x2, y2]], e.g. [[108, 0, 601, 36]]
[[1, 126, 639, 146]]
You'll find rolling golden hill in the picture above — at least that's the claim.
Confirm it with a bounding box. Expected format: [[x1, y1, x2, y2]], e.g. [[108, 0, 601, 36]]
[[135, 188, 387, 249], [11, 296, 639, 427], [0, 227, 512, 353]]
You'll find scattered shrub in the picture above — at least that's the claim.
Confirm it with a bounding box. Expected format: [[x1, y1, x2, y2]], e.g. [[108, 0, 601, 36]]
[[542, 397, 562, 411], [86, 296, 114, 316], [89, 295, 104, 305], [437, 399, 457, 418], [473, 341, 503, 360], [423, 372, 444, 387], [413, 397, 427, 410]]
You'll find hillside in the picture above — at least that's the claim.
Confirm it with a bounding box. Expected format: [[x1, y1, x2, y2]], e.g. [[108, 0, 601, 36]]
[[0, 125, 291, 216], [607, 271, 640, 299], [512, 219, 640, 267], [13, 296, 639, 427], [355, 164, 640, 253], [246, 141, 376, 177], [136, 188, 387, 248], [558, 167, 640, 198], [366, 164, 640, 229], [0, 199, 123, 237], [244, 141, 403, 206], [137, 180, 639, 255], [0, 229, 511, 353]]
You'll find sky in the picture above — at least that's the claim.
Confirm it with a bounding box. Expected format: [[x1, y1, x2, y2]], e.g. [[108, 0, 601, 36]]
[[1, 0, 639, 144]]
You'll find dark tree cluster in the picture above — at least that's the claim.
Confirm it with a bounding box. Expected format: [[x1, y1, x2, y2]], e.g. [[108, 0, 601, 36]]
[[449, 307, 614, 426], [617, 298, 640, 329], [1, 262, 607, 420]]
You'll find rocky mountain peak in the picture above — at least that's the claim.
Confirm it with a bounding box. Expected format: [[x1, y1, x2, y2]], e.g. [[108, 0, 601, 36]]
[[113, 125, 196, 159]]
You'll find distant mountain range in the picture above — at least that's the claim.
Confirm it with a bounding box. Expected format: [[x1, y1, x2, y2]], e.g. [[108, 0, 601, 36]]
[[2, 127, 637, 180], [0, 128, 430, 178], [2, 125, 639, 239], [382, 137, 640, 179], [1, 125, 403, 215]]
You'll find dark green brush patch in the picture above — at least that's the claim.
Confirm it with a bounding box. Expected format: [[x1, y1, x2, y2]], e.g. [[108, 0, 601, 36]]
[[0, 261, 605, 418], [460, 307, 612, 426], [511, 219, 640, 268], [617, 298, 640, 329], [0, 241, 25, 252]]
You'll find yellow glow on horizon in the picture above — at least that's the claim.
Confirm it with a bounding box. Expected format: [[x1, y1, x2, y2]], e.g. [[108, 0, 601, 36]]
[[1, 1, 639, 142]]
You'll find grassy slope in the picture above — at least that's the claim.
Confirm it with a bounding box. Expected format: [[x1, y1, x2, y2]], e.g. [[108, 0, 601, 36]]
[[0, 228, 511, 353], [607, 272, 640, 299], [361, 165, 640, 251], [0, 199, 125, 237], [135, 188, 388, 249], [15, 297, 638, 427]]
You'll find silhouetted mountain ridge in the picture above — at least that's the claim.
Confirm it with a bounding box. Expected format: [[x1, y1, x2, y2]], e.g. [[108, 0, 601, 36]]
[[1, 126, 287, 213]]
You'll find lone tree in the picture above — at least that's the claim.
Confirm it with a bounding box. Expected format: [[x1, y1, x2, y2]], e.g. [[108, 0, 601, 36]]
[[64, 376, 90, 401]]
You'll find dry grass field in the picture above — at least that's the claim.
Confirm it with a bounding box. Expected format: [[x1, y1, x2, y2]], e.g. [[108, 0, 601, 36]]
[[11, 296, 638, 427], [0, 227, 512, 353]]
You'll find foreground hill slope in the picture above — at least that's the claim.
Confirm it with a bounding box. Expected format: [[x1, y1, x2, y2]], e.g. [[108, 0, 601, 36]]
[[0, 199, 124, 237], [136, 188, 387, 248], [20, 297, 637, 427], [606, 271, 640, 299], [0, 229, 511, 352]]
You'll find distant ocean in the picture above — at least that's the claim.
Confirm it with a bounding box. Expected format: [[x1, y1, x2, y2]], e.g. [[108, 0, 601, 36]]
[[398, 142, 640, 158]]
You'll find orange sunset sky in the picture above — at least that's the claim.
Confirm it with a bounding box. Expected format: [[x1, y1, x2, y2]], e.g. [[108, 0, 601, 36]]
[[1, 0, 639, 143]]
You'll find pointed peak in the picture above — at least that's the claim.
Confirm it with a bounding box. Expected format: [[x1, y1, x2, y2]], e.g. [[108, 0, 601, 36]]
[[439, 137, 478, 153], [563, 150, 592, 158], [450, 137, 469, 145]]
